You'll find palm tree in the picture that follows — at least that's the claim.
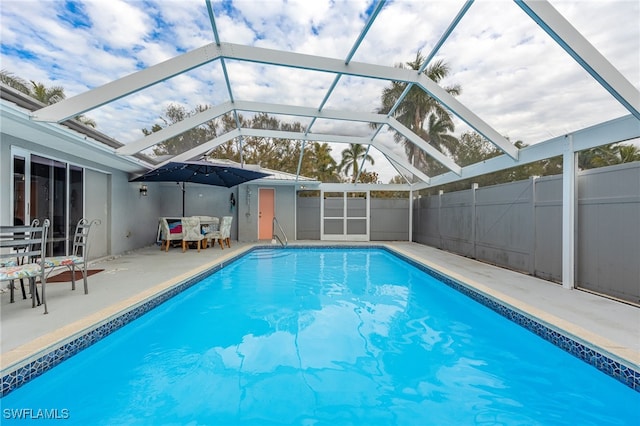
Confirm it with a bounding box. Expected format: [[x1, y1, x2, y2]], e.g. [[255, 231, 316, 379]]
[[29, 81, 96, 127], [76, 115, 97, 128], [309, 142, 339, 182], [580, 143, 640, 169], [376, 52, 460, 170], [426, 112, 459, 155], [338, 143, 374, 183], [1, 70, 96, 127], [0, 69, 30, 94], [618, 144, 640, 163], [29, 81, 66, 105]]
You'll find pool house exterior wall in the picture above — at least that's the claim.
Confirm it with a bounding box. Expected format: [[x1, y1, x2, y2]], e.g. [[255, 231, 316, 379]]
[[1, 97, 302, 254], [1, 130, 300, 255], [0, 132, 158, 258], [1, 129, 299, 252], [236, 183, 297, 243]]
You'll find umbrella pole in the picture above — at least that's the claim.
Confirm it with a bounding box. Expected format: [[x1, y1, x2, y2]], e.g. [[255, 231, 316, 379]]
[[182, 183, 186, 217]]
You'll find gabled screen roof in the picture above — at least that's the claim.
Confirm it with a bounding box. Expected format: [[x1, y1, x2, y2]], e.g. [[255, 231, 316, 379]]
[[1, 0, 638, 186]]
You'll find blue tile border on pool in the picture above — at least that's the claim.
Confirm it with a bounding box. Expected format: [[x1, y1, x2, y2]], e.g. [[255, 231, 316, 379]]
[[1, 244, 638, 397]]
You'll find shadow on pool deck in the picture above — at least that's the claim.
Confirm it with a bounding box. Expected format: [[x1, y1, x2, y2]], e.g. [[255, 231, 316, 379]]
[[1, 241, 638, 374]]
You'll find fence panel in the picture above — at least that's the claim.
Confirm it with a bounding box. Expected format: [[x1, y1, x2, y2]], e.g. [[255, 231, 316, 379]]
[[475, 180, 533, 273], [439, 189, 474, 255], [577, 163, 640, 302], [414, 194, 441, 247], [371, 198, 409, 241], [534, 176, 562, 281], [296, 196, 320, 239], [413, 162, 640, 303]]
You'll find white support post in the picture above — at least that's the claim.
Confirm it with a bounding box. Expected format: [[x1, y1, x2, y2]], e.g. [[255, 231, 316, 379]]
[[529, 176, 538, 276], [438, 190, 444, 249], [471, 183, 478, 259], [320, 189, 325, 239], [562, 135, 577, 289], [409, 189, 414, 242]]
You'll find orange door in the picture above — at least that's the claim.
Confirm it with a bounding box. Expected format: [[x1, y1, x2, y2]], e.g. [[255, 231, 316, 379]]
[[258, 188, 275, 240]]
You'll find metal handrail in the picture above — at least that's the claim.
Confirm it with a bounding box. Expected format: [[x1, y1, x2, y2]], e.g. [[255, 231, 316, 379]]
[[272, 217, 288, 247]]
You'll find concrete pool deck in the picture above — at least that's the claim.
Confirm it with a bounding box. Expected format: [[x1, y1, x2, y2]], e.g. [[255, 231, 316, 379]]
[[1, 241, 639, 377]]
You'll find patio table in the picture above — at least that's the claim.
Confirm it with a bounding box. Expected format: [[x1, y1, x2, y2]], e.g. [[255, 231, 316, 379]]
[[156, 217, 220, 247]]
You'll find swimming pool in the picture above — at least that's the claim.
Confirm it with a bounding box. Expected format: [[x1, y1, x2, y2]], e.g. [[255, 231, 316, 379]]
[[1, 247, 639, 424]]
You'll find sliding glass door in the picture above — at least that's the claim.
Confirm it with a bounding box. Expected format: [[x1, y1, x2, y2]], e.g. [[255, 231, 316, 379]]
[[11, 148, 84, 256]]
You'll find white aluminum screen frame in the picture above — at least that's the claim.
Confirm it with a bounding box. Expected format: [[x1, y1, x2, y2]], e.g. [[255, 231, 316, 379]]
[[320, 190, 370, 242]]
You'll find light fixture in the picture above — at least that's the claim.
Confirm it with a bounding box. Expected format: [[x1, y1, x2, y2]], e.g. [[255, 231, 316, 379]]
[[140, 184, 148, 196]]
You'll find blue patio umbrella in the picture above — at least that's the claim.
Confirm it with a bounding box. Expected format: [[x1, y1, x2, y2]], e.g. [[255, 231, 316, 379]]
[[130, 160, 270, 216]]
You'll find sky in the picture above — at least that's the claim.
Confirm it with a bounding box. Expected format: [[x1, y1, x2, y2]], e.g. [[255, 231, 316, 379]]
[[1, 0, 638, 183]]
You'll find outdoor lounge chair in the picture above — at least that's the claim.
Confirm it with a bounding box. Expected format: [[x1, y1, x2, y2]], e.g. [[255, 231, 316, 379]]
[[181, 216, 205, 252], [44, 218, 100, 295], [160, 218, 182, 252]]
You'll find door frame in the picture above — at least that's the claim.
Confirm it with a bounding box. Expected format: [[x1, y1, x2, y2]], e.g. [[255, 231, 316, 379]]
[[11, 147, 32, 226], [258, 187, 275, 240], [9, 146, 87, 256]]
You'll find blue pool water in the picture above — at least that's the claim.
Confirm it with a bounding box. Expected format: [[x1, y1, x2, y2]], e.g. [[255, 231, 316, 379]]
[[2, 248, 639, 425]]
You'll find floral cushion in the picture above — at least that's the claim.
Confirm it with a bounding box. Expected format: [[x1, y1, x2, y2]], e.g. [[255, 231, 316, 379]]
[[0, 263, 43, 281], [0, 260, 18, 267], [44, 256, 83, 268]]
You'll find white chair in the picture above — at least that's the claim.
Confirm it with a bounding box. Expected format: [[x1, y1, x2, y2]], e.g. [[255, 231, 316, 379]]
[[160, 218, 182, 252], [220, 216, 233, 248], [1, 219, 50, 313], [44, 218, 100, 295], [206, 216, 233, 249], [200, 217, 219, 248], [181, 217, 205, 252]]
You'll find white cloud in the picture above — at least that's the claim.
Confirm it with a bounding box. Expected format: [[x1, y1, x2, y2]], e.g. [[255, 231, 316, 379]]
[[82, 0, 152, 48]]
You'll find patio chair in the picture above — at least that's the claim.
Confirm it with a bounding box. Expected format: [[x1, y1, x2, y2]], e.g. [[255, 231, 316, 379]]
[[11, 218, 41, 301], [181, 216, 205, 252], [206, 216, 233, 249], [44, 218, 101, 295], [220, 216, 233, 248], [198, 216, 219, 248], [160, 218, 183, 252], [1, 219, 50, 313]]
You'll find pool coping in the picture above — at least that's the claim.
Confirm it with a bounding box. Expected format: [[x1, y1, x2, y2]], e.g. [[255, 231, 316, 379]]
[[1, 243, 638, 396]]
